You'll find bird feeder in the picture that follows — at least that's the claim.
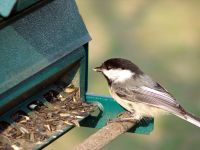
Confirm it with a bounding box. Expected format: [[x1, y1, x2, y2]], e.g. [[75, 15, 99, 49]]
[[0, 0, 153, 149]]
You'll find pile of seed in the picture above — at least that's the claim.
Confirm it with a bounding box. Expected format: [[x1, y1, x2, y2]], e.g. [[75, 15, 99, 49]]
[[0, 85, 97, 150]]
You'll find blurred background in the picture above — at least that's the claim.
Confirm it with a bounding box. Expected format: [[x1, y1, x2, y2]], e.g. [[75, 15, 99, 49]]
[[45, 0, 200, 149]]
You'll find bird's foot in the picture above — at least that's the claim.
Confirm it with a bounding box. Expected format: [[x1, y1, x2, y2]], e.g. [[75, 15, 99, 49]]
[[107, 111, 141, 124], [117, 111, 132, 117], [108, 117, 136, 124]]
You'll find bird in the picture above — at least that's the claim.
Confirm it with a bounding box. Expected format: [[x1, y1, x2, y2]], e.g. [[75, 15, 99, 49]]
[[93, 58, 200, 127]]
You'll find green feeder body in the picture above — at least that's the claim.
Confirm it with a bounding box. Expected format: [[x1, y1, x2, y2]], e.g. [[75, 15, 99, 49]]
[[0, 0, 153, 149]]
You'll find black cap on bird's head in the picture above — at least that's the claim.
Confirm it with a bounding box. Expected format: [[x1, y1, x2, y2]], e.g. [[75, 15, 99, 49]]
[[94, 58, 143, 75], [94, 58, 143, 85]]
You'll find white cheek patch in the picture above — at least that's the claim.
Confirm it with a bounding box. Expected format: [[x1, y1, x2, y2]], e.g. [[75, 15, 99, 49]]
[[103, 69, 134, 82]]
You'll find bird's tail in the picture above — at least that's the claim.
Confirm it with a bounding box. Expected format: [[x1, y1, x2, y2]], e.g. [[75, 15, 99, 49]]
[[176, 112, 200, 128]]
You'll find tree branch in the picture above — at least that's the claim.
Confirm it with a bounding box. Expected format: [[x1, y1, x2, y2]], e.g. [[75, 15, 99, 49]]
[[73, 112, 138, 150]]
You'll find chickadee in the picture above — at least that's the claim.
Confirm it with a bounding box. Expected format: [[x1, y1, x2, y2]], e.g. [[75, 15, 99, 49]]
[[94, 58, 200, 127]]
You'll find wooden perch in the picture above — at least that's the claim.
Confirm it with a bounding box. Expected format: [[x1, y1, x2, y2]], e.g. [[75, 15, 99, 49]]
[[73, 112, 138, 150]]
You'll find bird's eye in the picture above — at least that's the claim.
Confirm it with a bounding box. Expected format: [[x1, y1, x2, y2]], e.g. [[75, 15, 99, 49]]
[[107, 66, 112, 70]]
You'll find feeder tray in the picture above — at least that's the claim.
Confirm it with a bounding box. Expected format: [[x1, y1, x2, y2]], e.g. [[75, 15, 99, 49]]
[[0, 0, 153, 149], [0, 85, 97, 149]]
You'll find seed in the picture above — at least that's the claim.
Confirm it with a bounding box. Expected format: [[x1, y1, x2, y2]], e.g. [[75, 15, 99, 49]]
[[44, 125, 52, 131], [29, 104, 37, 110], [11, 144, 22, 150], [19, 127, 29, 134], [64, 87, 75, 93], [59, 113, 70, 117]]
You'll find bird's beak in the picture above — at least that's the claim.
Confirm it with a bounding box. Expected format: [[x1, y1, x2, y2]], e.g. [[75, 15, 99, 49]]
[[93, 66, 102, 72]]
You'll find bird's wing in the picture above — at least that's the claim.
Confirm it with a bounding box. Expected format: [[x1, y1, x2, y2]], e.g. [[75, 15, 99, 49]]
[[113, 85, 186, 116]]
